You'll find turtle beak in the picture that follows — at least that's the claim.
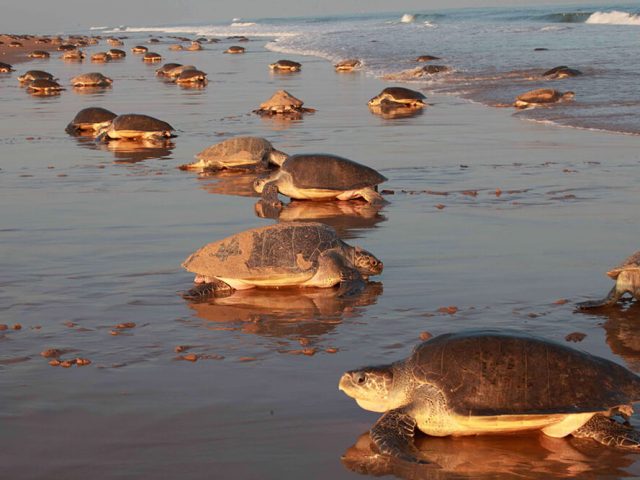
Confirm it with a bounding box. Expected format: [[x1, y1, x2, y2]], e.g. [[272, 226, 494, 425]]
[[338, 373, 352, 393]]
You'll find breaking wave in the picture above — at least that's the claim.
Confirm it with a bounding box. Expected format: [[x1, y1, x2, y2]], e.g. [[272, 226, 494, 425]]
[[585, 10, 640, 25]]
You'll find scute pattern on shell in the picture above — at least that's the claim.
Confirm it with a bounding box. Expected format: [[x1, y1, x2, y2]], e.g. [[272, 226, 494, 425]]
[[406, 331, 640, 417], [283, 154, 387, 191], [197, 137, 271, 162], [71, 107, 117, 124], [111, 114, 173, 133]]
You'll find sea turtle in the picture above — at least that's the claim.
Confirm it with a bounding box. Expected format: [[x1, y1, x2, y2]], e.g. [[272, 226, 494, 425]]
[[339, 330, 640, 463], [96, 114, 174, 142], [65, 107, 118, 135], [334, 59, 361, 72], [514, 88, 574, 109], [253, 154, 387, 206], [416, 55, 441, 62], [254, 90, 315, 115], [368, 87, 426, 108], [269, 59, 302, 72], [28, 50, 50, 59], [155, 63, 182, 77], [57, 44, 77, 51], [164, 65, 197, 79], [70, 72, 113, 87], [0, 62, 14, 73], [186, 41, 202, 51], [18, 70, 55, 83], [27, 79, 64, 94], [181, 136, 288, 171], [131, 45, 148, 54], [181, 222, 383, 298], [61, 50, 85, 60], [107, 38, 124, 46], [578, 251, 640, 309], [91, 52, 110, 62], [175, 69, 208, 85], [107, 49, 126, 59], [169, 44, 184, 51], [143, 52, 162, 62], [543, 65, 583, 79], [9, 41, 23, 47], [224, 46, 245, 54]]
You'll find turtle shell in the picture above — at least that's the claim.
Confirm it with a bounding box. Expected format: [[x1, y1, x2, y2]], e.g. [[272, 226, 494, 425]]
[[516, 89, 562, 103], [379, 87, 426, 102], [156, 63, 182, 76], [405, 330, 640, 416], [67, 107, 117, 130], [608, 250, 640, 278], [271, 60, 301, 69], [0, 62, 14, 72], [196, 137, 272, 165], [110, 114, 173, 133], [28, 79, 62, 90], [259, 90, 303, 109], [71, 72, 112, 86], [182, 222, 346, 279], [18, 70, 54, 82], [282, 154, 387, 190]]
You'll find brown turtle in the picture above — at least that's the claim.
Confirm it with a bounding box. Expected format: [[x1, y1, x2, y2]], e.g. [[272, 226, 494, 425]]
[[334, 59, 361, 72], [254, 154, 387, 206], [131, 45, 148, 54], [91, 52, 110, 62], [514, 88, 574, 109], [415, 55, 441, 62], [175, 69, 207, 85], [543, 65, 583, 79], [70, 72, 113, 87], [66, 107, 118, 135], [339, 330, 640, 463], [578, 251, 640, 309], [107, 49, 126, 59], [61, 50, 85, 60], [143, 52, 162, 62], [182, 136, 288, 171], [155, 63, 182, 77], [0, 62, 15, 73], [181, 222, 383, 298], [224, 46, 245, 54], [96, 114, 174, 142], [28, 50, 50, 59], [18, 70, 55, 83], [254, 90, 315, 116], [27, 79, 64, 94], [368, 87, 426, 108], [164, 65, 197, 79], [269, 59, 302, 72], [185, 41, 202, 51]]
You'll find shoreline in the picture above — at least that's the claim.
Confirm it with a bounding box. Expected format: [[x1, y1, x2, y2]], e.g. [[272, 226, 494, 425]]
[[0, 34, 60, 66]]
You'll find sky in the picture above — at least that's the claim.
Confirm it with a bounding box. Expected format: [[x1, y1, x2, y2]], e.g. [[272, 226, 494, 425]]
[[0, 0, 629, 33]]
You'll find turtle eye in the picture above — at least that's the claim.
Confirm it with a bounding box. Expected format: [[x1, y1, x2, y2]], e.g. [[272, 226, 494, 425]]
[[355, 372, 367, 385]]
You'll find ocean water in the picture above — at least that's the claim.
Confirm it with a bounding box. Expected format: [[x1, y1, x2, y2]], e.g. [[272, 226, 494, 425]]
[[103, 3, 640, 135]]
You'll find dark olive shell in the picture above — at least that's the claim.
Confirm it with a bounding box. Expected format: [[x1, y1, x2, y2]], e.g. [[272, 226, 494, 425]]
[[69, 107, 117, 125], [111, 114, 173, 132]]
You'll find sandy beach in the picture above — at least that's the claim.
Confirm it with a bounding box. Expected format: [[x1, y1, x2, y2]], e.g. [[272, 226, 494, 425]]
[[1, 30, 640, 479]]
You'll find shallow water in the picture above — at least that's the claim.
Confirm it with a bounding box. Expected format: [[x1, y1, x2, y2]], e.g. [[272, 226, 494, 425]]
[[1, 35, 640, 479]]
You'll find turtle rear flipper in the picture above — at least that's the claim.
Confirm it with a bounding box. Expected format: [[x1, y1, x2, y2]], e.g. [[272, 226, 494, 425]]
[[370, 409, 428, 464], [577, 286, 621, 309], [182, 279, 234, 300], [573, 414, 640, 448]]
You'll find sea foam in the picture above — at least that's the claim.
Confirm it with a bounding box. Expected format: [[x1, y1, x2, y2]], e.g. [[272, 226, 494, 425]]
[[585, 10, 640, 25]]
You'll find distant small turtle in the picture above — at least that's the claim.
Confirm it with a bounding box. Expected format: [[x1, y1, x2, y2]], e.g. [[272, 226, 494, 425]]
[[70, 72, 113, 87], [107, 38, 124, 46], [543, 65, 583, 79], [175, 69, 207, 85], [168, 44, 184, 51], [514, 88, 574, 109], [61, 50, 85, 60], [131, 45, 148, 54], [254, 89, 315, 115], [155, 63, 182, 76], [107, 49, 126, 59], [578, 251, 640, 309], [18, 70, 55, 82], [91, 52, 110, 62], [368, 87, 426, 108], [96, 114, 174, 142], [27, 79, 64, 94], [269, 59, 302, 72], [181, 222, 383, 298], [58, 44, 77, 51], [143, 52, 162, 62], [0, 62, 14, 73], [334, 59, 361, 72], [186, 41, 202, 51], [148, 38, 160, 43], [340, 330, 640, 463], [9, 41, 23, 47], [65, 107, 118, 135], [224, 46, 245, 54], [182, 136, 288, 171], [254, 154, 387, 205], [415, 55, 441, 62], [28, 50, 50, 59]]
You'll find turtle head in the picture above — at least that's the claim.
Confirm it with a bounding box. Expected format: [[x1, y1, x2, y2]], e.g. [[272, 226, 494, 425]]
[[253, 172, 277, 193], [268, 149, 289, 167], [339, 365, 395, 412], [352, 247, 383, 277]]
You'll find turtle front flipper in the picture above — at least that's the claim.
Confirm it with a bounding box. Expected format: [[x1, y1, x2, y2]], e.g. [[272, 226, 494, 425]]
[[572, 414, 640, 448], [576, 286, 621, 309], [358, 187, 386, 205], [337, 267, 365, 297], [182, 279, 234, 300], [370, 409, 427, 463], [257, 181, 283, 209]]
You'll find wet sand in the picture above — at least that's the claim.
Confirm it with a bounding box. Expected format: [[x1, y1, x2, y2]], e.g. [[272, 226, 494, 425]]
[[1, 33, 640, 479]]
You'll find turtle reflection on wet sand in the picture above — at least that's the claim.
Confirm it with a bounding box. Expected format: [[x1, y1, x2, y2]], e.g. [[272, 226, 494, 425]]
[[340, 330, 640, 463]]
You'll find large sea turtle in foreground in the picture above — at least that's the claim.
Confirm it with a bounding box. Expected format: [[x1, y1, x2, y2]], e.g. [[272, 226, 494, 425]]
[[180, 136, 288, 171], [578, 251, 640, 309], [96, 114, 174, 142], [70, 72, 113, 87], [514, 88, 574, 109], [182, 222, 383, 298], [65, 107, 117, 135], [253, 154, 387, 206], [339, 330, 640, 463]]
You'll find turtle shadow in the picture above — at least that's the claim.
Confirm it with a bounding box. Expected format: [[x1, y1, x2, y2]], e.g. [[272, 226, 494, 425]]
[[342, 430, 636, 479]]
